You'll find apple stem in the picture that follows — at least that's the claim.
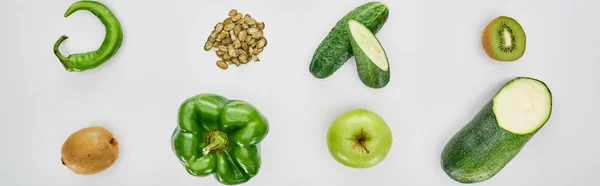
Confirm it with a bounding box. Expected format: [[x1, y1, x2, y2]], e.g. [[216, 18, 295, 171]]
[[358, 139, 370, 154]]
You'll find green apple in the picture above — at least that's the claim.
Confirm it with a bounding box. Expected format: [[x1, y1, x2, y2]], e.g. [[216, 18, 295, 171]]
[[327, 109, 393, 168]]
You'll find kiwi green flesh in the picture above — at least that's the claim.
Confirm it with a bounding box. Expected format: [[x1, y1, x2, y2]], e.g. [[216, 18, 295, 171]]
[[489, 16, 526, 61]]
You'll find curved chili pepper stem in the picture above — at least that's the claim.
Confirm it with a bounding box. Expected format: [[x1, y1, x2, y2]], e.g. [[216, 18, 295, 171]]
[[53, 35, 69, 66]]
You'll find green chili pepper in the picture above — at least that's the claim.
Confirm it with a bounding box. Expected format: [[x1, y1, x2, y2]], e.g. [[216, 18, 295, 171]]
[[53, 1, 123, 72], [171, 94, 269, 185]]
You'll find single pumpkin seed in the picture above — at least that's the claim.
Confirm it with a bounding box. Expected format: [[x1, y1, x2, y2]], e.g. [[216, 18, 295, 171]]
[[234, 40, 241, 49], [257, 38, 266, 49], [248, 38, 257, 45], [217, 32, 227, 41], [237, 49, 247, 56], [223, 18, 233, 25], [233, 25, 242, 35], [236, 17, 244, 24], [258, 22, 265, 30], [231, 57, 240, 66], [241, 42, 249, 51], [228, 46, 237, 57], [247, 28, 258, 34], [234, 13, 243, 21], [242, 23, 250, 29], [218, 45, 227, 52], [251, 31, 263, 39], [207, 35, 216, 42], [221, 38, 233, 45], [229, 9, 238, 17], [204, 41, 213, 51], [224, 23, 235, 31], [229, 30, 237, 41], [217, 60, 228, 69], [222, 53, 231, 61], [211, 30, 219, 38], [232, 15, 240, 22], [243, 56, 251, 64], [239, 54, 248, 61], [245, 16, 256, 25], [238, 31, 247, 42], [215, 23, 224, 32]]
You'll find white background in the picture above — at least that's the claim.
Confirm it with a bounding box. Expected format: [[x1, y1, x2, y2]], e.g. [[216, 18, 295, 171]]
[[1, 0, 598, 185]]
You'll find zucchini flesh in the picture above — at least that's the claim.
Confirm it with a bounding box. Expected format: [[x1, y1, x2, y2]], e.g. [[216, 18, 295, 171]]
[[493, 79, 552, 134]]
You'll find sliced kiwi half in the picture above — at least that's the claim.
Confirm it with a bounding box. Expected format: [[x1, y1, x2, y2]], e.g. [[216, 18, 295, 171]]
[[482, 16, 526, 62]]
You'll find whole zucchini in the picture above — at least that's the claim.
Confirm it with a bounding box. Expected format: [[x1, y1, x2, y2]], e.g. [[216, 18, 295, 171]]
[[441, 77, 553, 183]]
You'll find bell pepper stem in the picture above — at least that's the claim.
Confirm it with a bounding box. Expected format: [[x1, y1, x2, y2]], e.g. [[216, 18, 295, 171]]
[[202, 143, 218, 155], [202, 130, 229, 155]]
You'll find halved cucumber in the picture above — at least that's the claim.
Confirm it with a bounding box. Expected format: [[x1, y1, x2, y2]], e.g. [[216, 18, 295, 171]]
[[441, 77, 553, 183], [309, 2, 389, 79], [348, 19, 390, 89]]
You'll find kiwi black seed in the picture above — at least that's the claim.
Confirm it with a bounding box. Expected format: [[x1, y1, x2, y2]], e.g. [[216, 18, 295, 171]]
[[482, 16, 526, 62], [61, 126, 119, 175]]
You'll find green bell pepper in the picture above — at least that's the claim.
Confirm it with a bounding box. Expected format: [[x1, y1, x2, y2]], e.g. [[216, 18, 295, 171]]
[[171, 94, 269, 185]]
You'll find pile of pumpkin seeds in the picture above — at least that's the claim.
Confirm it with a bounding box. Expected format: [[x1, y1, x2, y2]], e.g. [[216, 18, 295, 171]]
[[204, 9, 268, 70]]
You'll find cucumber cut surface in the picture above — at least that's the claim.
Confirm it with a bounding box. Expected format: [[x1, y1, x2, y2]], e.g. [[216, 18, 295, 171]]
[[348, 19, 388, 71], [493, 77, 552, 134]]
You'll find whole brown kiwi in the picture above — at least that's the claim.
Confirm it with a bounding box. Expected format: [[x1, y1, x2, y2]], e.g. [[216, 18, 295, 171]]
[[61, 126, 119, 175]]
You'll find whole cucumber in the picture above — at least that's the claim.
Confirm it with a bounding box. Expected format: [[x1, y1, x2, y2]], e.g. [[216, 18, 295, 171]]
[[309, 2, 389, 79]]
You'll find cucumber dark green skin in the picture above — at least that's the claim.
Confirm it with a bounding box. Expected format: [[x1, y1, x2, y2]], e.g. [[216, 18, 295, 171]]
[[349, 27, 390, 89], [441, 101, 541, 183], [309, 2, 389, 79]]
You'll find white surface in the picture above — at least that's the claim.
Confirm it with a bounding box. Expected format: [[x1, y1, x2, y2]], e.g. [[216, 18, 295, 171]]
[[1, 0, 599, 185]]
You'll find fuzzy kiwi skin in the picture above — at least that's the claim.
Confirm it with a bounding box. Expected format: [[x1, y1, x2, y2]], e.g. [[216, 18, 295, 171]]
[[482, 16, 526, 62], [61, 126, 119, 175]]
